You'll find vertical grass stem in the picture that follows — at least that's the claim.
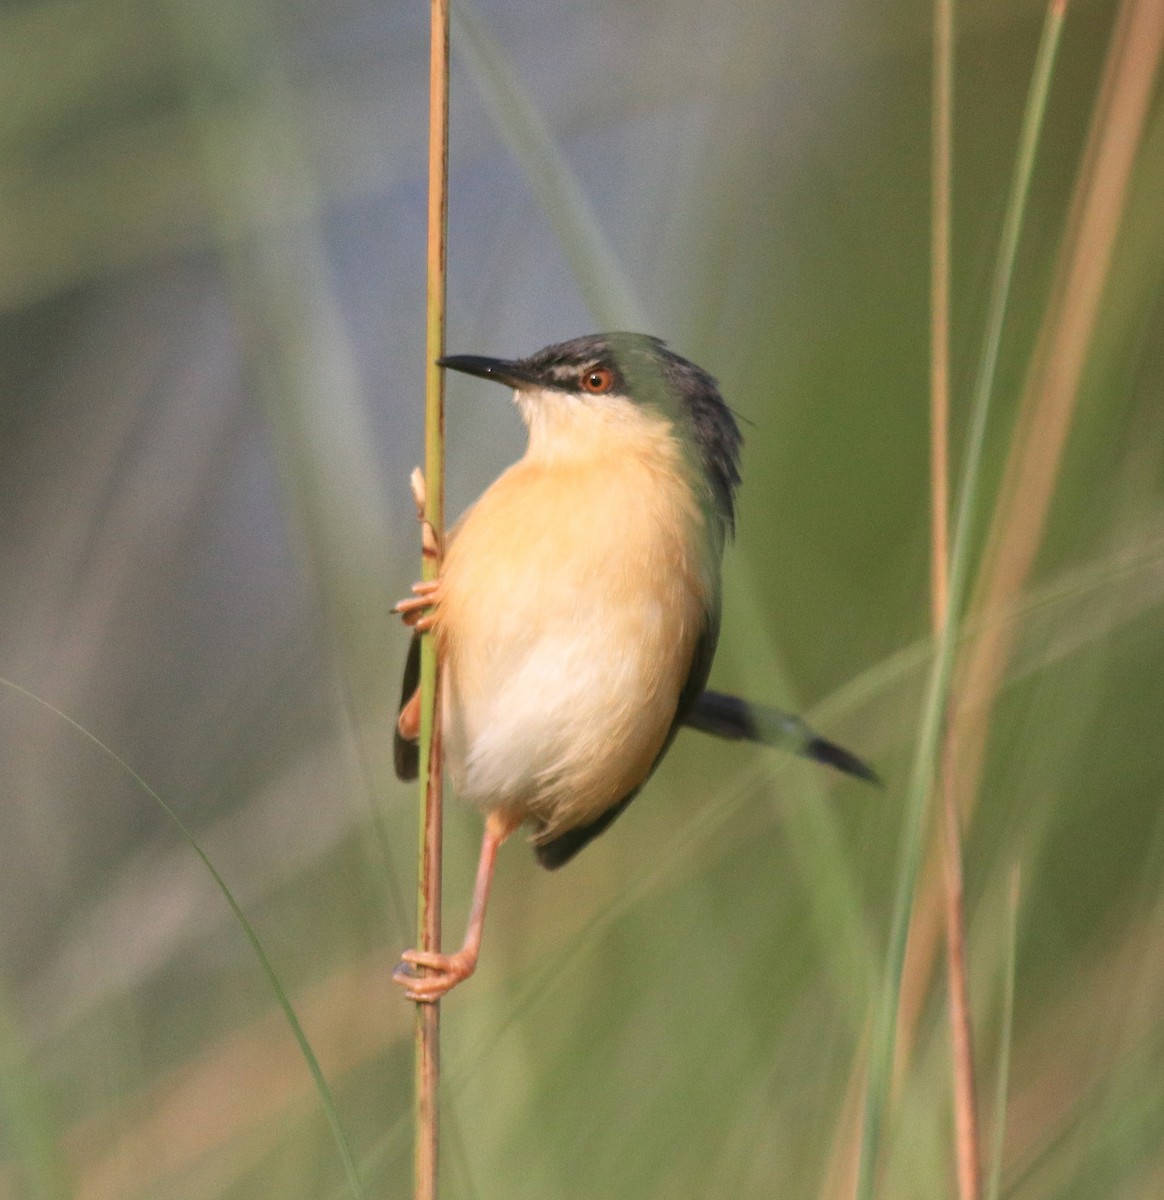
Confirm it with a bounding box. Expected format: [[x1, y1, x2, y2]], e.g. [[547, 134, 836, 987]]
[[415, 1, 450, 1197]]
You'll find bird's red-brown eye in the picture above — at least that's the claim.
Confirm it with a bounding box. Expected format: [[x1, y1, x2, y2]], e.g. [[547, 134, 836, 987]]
[[580, 366, 615, 394]]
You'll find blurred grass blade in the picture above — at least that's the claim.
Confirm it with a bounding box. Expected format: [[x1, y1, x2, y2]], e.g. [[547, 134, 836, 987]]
[[0, 678, 364, 1200], [450, 0, 644, 329], [985, 867, 1020, 1200], [960, 1, 1067, 483], [854, 5, 1068, 1197]]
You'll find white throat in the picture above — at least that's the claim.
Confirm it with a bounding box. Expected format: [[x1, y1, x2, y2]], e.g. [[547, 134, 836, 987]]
[[514, 386, 673, 465]]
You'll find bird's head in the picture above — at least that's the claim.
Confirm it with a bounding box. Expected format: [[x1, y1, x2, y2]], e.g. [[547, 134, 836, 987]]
[[439, 332, 743, 535]]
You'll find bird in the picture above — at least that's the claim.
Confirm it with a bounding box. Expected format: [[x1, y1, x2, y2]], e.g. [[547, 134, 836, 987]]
[[392, 332, 876, 1002]]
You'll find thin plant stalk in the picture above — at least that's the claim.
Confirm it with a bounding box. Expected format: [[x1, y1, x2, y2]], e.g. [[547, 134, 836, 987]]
[[415, 1, 450, 1198], [985, 866, 1021, 1200], [929, 3, 983, 1194], [853, 4, 1067, 1196]]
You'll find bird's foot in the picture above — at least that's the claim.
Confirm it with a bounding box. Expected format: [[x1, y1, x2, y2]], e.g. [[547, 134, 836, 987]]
[[394, 580, 440, 631], [393, 948, 477, 1003]]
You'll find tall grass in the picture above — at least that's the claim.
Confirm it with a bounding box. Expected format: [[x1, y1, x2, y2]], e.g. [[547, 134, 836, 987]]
[[856, 4, 1067, 1197]]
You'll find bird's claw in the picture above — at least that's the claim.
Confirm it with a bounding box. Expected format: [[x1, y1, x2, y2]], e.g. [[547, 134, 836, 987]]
[[394, 579, 440, 631], [393, 948, 476, 1003]]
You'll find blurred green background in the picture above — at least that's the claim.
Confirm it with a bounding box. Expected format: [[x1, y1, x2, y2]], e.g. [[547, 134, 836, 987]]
[[2, 0, 1163, 1196]]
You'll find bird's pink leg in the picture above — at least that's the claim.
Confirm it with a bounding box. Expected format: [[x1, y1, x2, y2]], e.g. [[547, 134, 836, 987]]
[[393, 809, 524, 1002]]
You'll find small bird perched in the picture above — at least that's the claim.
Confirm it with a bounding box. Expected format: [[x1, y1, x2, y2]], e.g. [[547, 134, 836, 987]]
[[393, 333, 875, 1002]]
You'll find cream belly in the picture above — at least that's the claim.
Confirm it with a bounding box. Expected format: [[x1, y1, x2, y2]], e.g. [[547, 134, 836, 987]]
[[436, 433, 713, 837]]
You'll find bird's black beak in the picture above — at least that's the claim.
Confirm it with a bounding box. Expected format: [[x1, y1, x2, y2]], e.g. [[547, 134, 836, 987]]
[[438, 354, 542, 389]]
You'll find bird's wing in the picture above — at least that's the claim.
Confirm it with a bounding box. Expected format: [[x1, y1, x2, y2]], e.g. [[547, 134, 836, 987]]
[[394, 632, 422, 781]]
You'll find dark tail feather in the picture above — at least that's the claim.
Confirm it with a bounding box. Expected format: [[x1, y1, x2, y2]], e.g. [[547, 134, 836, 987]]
[[683, 690, 880, 786]]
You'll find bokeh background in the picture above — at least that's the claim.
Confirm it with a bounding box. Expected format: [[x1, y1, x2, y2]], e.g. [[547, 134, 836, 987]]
[[2, 0, 1163, 1196]]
